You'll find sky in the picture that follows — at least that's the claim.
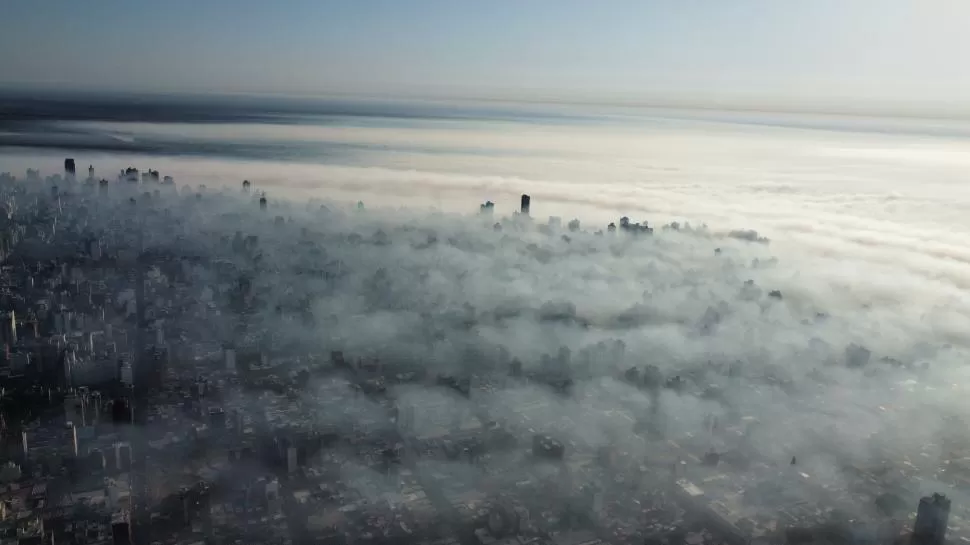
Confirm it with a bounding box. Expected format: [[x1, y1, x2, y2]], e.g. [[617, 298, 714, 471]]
[[1, 0, 970, 110]]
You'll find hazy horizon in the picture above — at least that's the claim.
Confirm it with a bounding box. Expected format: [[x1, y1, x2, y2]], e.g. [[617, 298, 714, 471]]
[[4, 86, 970, 124], [2, 1, 969, 116]]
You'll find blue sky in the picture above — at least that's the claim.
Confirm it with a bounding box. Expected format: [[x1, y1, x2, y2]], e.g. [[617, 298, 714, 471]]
[[1, 1, 968, 108]]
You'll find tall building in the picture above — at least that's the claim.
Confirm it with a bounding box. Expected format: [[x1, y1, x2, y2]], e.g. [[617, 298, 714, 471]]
[[225, 347, 237, 373], [64, 158, 76, 176], [134, 233, 148, 393], [259, 196, 267, 210], [120, 363, 133, 387], [520, 194, 531, 216], [115, 442, 133, 471], [64, 394, 79, 425], [914, 493, 950, 545], [287, 446, 298, 473], [111, 519, 132, 545]]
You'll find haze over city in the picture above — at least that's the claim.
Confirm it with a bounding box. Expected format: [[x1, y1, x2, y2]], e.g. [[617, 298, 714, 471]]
[[0, 3, 968, 545]]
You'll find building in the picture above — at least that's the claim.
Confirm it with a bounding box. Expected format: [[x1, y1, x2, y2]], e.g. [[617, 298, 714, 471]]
[[520, 194, 531, 216], [111, 518, 132, 545], [914, 493, 950, 545], [120, 362, 133, 387], [532, 434, 564, 459], [64, 158, 76, 176], [114, 442, 133, 471], [225, 347, 237, 373]]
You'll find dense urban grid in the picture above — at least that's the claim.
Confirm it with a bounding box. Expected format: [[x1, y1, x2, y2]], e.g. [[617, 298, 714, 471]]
[[0, 158, 959, 545]]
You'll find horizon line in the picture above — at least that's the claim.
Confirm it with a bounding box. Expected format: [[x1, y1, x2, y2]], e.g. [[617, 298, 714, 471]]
[[1, 83, 969, 124]]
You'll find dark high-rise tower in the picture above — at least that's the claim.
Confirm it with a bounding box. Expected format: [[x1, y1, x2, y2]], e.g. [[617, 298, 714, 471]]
[[243, 180, 251, 193], [64, 158, 76, 176], [112, 520, 132, 545], [520, 194, 531, 216], [130, 228, 152, 543], [914, 493, 950, 545], [259, 196, 267, 210], [135, 233, 147, 393]]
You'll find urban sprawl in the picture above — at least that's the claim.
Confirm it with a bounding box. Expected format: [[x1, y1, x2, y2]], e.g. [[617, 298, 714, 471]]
[[0, 159, 958, 545]]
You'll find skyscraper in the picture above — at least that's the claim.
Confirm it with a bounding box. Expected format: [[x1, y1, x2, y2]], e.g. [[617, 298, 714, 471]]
[[914, 493, 950, 545], [287, 446, 298, 473], [520, 194, 531, 216], [64, 158, 76, 176], [135, 261, 146, 351], [112, 519, 132, 545], [225, 347, 237, 373]]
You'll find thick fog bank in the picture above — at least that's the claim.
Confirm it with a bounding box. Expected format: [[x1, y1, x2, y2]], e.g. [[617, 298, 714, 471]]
[[5, 161, 970, 527]]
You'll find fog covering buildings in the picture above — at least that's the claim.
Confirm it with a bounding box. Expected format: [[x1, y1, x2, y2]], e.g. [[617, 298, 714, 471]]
[[0, 162, 966, 545]]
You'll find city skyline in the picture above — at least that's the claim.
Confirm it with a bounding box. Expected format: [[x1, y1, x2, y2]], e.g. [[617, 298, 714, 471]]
[[0, 156, 962, 545]]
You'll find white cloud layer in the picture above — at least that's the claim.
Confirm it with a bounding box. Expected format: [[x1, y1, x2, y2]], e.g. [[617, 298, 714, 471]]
[[5, 110, 970, 524]]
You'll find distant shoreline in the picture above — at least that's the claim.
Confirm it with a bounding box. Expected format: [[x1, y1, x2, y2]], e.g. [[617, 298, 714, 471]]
[[1, 86, 969, 125]]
